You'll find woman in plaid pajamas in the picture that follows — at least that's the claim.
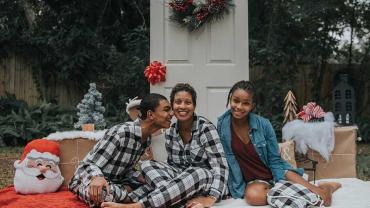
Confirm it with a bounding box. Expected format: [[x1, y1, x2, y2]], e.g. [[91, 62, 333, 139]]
[[217, 80, 341, 206], [69, 93, 173, 207], [102, 83, 229, 208]]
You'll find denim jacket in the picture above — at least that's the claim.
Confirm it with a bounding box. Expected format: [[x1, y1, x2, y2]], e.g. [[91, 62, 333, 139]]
[[217, 110, 304, 198]]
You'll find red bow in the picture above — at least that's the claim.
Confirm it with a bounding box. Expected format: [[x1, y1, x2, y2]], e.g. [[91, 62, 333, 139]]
[[297, 102, 326, 122], [144, 61, 166, 85]]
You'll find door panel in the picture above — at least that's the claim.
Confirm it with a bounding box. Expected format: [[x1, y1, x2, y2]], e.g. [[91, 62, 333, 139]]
[[150, 0, 248, 124]]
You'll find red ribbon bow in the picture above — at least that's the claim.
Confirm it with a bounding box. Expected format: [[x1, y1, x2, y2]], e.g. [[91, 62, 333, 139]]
[[144, 61, 166, 85], [297, 102, 326, 122]]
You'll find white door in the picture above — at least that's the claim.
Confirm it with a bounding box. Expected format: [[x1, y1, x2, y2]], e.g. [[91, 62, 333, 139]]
[[150, 0, 249, 160]]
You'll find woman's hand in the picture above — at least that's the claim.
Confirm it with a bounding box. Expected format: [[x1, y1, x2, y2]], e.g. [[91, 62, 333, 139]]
[[88, 176, 110, 204], [140, 147, 153, 161]]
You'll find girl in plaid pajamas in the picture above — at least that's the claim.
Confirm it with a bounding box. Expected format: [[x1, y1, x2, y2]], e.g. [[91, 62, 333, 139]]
[[69, 93, 173, 207], [217, 80, 341, 206], [102, 83, 229, 208]]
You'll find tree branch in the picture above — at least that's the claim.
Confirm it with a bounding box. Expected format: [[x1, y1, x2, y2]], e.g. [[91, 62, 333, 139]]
[[131, 0, 147, 29], [20, 0, 36, 28]]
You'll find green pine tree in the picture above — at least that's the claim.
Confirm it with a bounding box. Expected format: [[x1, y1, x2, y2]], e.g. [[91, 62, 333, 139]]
[[74, 83, 106, 129]]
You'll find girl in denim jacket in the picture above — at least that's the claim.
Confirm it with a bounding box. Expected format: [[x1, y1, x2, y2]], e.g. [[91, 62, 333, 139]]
[[217, 80, 341, 206]]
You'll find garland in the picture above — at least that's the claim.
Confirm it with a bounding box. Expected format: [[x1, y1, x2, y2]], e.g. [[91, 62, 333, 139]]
[[169, 0, 234, 32]]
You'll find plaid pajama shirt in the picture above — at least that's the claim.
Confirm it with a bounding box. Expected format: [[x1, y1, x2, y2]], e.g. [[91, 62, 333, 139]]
[[68, 120, 150, 207], [130, 115, 229, 207]]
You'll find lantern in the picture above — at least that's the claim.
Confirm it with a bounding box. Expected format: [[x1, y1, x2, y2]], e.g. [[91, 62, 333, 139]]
[[332, 74, 355, 125]]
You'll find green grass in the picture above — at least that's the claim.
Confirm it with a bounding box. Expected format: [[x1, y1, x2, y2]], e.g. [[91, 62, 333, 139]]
[[357, 143, 370, 181], [0, 147, 23, 189]]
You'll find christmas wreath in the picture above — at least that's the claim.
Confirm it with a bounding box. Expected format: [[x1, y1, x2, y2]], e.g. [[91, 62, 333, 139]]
[[169, 0, 234, 31]]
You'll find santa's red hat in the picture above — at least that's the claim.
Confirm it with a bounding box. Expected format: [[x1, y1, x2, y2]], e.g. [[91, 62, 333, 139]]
[[19, 139, 61, 163]]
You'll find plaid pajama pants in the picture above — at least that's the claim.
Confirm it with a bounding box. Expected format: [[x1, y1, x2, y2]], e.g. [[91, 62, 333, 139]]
[[267, 180, 323, 208], [129, 160, 214, 208]]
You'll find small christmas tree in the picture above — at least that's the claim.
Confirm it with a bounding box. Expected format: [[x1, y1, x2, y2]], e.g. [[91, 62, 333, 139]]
[[283, 90, 298, 124], [74, 83, 106, 129]]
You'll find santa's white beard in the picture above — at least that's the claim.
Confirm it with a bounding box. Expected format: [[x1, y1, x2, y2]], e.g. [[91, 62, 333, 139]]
[[14, 163, 64, 194]]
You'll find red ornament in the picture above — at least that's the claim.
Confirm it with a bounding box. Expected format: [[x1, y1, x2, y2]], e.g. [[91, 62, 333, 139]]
[[169, 0, 192, 12], [144, 61, 166, 85], [196, 9, 209, 22]]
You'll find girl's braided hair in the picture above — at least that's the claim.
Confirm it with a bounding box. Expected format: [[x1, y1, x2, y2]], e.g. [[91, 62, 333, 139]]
[[226, 80, 255, 107]]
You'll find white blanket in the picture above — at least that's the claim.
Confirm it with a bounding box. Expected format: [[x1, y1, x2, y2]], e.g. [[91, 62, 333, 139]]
[[282, 119, 335, 161], [213, 178, 370, 208]]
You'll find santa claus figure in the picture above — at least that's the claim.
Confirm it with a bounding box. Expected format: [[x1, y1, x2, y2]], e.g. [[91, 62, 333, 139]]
[[13, 139, 64, 194]]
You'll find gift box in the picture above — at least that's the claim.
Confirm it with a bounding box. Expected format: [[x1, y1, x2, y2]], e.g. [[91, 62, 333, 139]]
[[57, 138, 97, 186], [298, 126, 357, 181]]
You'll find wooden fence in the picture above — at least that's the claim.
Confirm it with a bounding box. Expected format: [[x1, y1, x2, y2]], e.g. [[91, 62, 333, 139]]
[[0, 54, 369, 115], [250, 64, 369, 116], [0, 54, 82, 107]]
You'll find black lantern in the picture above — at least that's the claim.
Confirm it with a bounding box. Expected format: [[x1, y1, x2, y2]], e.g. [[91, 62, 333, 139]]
[[332, 74, 355, 125]]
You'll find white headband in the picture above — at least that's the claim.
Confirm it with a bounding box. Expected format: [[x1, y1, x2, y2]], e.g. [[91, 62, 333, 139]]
[[125, 96, 142, 114]]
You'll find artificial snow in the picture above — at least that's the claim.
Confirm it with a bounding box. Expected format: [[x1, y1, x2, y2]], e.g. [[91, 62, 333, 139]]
[[45, 130, 107, 141]]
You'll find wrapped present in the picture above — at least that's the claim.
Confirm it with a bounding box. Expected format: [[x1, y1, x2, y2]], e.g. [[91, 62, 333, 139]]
[[46, 131, 105, 186], [57, 138, 97, 186], [279, 140, 297, 168], [298, 126, 357, 181], [282, 113, 336, 161]]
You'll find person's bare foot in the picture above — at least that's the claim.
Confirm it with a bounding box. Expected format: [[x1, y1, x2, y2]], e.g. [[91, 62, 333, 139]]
[[318, 182, 342, 193], [186, 196, 217, 208], [186, 201, 205, 208], [101, 202, 143, 208], [316, 182, 342, 206]]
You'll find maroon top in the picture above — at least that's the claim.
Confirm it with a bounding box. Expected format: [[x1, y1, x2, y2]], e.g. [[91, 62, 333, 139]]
[[231, 125, 273, 182]]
